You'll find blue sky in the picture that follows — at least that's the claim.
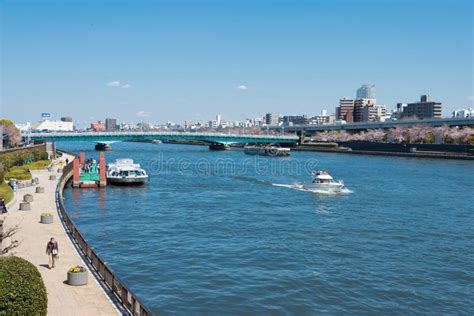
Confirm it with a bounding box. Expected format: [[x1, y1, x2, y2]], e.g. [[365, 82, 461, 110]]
[[1, 0, 473, 126]]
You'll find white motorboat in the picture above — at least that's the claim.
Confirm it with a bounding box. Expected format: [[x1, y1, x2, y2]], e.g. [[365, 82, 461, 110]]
[[106, 159, 148, 185], [303, 170, 345, 192]]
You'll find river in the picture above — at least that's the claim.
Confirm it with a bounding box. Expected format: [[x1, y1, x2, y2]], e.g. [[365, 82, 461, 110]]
[[60, 141, 474, 314]]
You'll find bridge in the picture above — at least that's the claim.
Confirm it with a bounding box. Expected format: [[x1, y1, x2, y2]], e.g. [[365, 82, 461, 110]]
[[29, 131, 299, 150], [271, 117, 474, 133]]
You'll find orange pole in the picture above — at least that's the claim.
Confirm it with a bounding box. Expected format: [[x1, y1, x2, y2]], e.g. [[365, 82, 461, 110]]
[[73, 157, 80, 187], [79, 152, 85, 167], [99, 152, 107, 187]]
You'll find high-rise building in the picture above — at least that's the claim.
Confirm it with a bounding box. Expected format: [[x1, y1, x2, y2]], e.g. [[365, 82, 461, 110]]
[[265, 113, 280, 125], [353, 98, 377, 122], [105, 118, 118, 130], [401, 95, 442, 119], [336, 98, 355, 123], [356, 84, 376, 99]]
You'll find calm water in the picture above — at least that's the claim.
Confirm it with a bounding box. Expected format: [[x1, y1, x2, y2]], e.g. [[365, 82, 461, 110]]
[[60, 142, 474, 315]]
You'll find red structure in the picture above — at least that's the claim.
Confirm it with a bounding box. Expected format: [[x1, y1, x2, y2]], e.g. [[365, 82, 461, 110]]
[[73, 157, 80, 188], [99, 152, 107, 187], [79, 152, 85, 167]]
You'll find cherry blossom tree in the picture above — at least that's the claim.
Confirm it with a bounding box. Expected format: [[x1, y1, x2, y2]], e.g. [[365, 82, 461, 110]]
[[0, 120, 21, 147], [389, 126, 409, 143], [434, 125, 451, 144]]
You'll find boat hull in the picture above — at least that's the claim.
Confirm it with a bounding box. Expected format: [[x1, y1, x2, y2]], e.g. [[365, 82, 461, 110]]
[[302, 183, 345, 192], [107, 176, 148, 185]]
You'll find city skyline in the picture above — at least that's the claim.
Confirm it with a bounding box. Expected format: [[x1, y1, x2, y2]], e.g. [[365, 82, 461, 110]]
[[2, 0, 473, 123]]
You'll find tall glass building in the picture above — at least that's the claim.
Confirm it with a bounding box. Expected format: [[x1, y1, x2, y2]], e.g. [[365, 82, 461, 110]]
[[356, 84, 376, 99]]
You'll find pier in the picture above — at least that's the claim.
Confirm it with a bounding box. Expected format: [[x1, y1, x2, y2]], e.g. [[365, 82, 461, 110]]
[[72, 152, 107, 188]]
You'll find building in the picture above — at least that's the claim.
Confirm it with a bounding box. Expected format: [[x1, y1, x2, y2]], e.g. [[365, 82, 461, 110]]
[[353, 98, 377, 122], [374, 104, 387, 121], [208, 120, 218, 128], [452, 108, 474, 118], [265, 113, 280, 125], [336, 98, 355, 123], [91, 121, 105, 132], [356, 84, 376, 99], [184, 120, 193, 129], [32, 119, 74, 132], [105, 118, 118, 131], [309, 109, 331, 125], [282, 115, 310, 126], [401, 95, 442, 119]]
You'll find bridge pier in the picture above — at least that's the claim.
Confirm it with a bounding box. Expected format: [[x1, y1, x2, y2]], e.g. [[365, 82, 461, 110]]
[[95, 143, 112, 151]]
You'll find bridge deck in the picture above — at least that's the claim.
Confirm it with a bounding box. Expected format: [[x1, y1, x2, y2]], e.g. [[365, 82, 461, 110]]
[[30, 131, 298, 144]]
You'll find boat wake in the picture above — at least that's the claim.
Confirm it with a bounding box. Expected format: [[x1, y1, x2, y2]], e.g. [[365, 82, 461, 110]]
[[272, 183, 353, 195]]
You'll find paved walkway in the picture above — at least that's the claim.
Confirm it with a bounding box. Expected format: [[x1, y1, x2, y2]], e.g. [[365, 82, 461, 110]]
[[2, 157, 120, 316]]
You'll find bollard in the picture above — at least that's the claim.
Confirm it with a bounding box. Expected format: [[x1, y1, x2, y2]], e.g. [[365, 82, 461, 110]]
[[19, 202, 31, 211], [49, 175, 57, 181], [40, 213, 54, 224], [36, 186, 45, 194], [23, 194, 34, 203]]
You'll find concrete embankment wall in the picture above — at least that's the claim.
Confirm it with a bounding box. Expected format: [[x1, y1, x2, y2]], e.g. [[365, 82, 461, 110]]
[[336, 141, 473, 154], [296, 143, 474, 160]]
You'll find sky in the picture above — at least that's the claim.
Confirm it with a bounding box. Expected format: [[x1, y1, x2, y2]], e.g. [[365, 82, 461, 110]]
[[1, 0, 473, 127]]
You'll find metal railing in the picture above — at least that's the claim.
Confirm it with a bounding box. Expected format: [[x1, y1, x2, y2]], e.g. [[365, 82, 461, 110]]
[[56, 159, 153, 316]]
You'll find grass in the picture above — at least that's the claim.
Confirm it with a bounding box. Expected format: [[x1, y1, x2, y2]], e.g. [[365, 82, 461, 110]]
[[4, 160, 50, 181], [0, 182, 14, 204], [25, 160, 50, 170]]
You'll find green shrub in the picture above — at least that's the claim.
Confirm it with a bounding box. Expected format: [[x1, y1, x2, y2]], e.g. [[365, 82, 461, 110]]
[[0, 183, 13, 204], [0, 147, 48, 170], [25, 160, 50, 170], [0, 256, 48, 315], [0, 163, 4, 182], [4, 166, 32, 181]]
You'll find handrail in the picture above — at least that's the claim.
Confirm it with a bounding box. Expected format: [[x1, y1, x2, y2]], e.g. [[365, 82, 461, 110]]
[[56, 157, 154, 316]]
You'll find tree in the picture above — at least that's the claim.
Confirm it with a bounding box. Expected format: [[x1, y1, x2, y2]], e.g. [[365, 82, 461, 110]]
[[389, 126, 408, 143], [434, 125, 451, 144], [0, 120, 21, 147], [0, 224, 20, 256]]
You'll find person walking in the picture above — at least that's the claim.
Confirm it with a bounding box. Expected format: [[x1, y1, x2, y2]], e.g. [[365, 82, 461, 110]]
[[46, 237, 59, 269]]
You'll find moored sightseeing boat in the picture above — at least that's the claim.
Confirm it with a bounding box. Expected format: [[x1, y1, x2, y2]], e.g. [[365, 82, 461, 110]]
[[106, 159, 148, 185]]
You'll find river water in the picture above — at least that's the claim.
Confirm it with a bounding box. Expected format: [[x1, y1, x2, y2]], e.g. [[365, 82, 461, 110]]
[[60, 142, 474, 314]]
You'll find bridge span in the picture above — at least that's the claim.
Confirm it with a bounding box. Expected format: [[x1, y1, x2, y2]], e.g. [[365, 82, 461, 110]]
[[272, 117, 474, 133], [30, 131, 299, 149]]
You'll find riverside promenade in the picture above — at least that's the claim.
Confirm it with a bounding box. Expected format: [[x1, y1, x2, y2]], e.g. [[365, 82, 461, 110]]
[[2, 156, 120, 316]]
